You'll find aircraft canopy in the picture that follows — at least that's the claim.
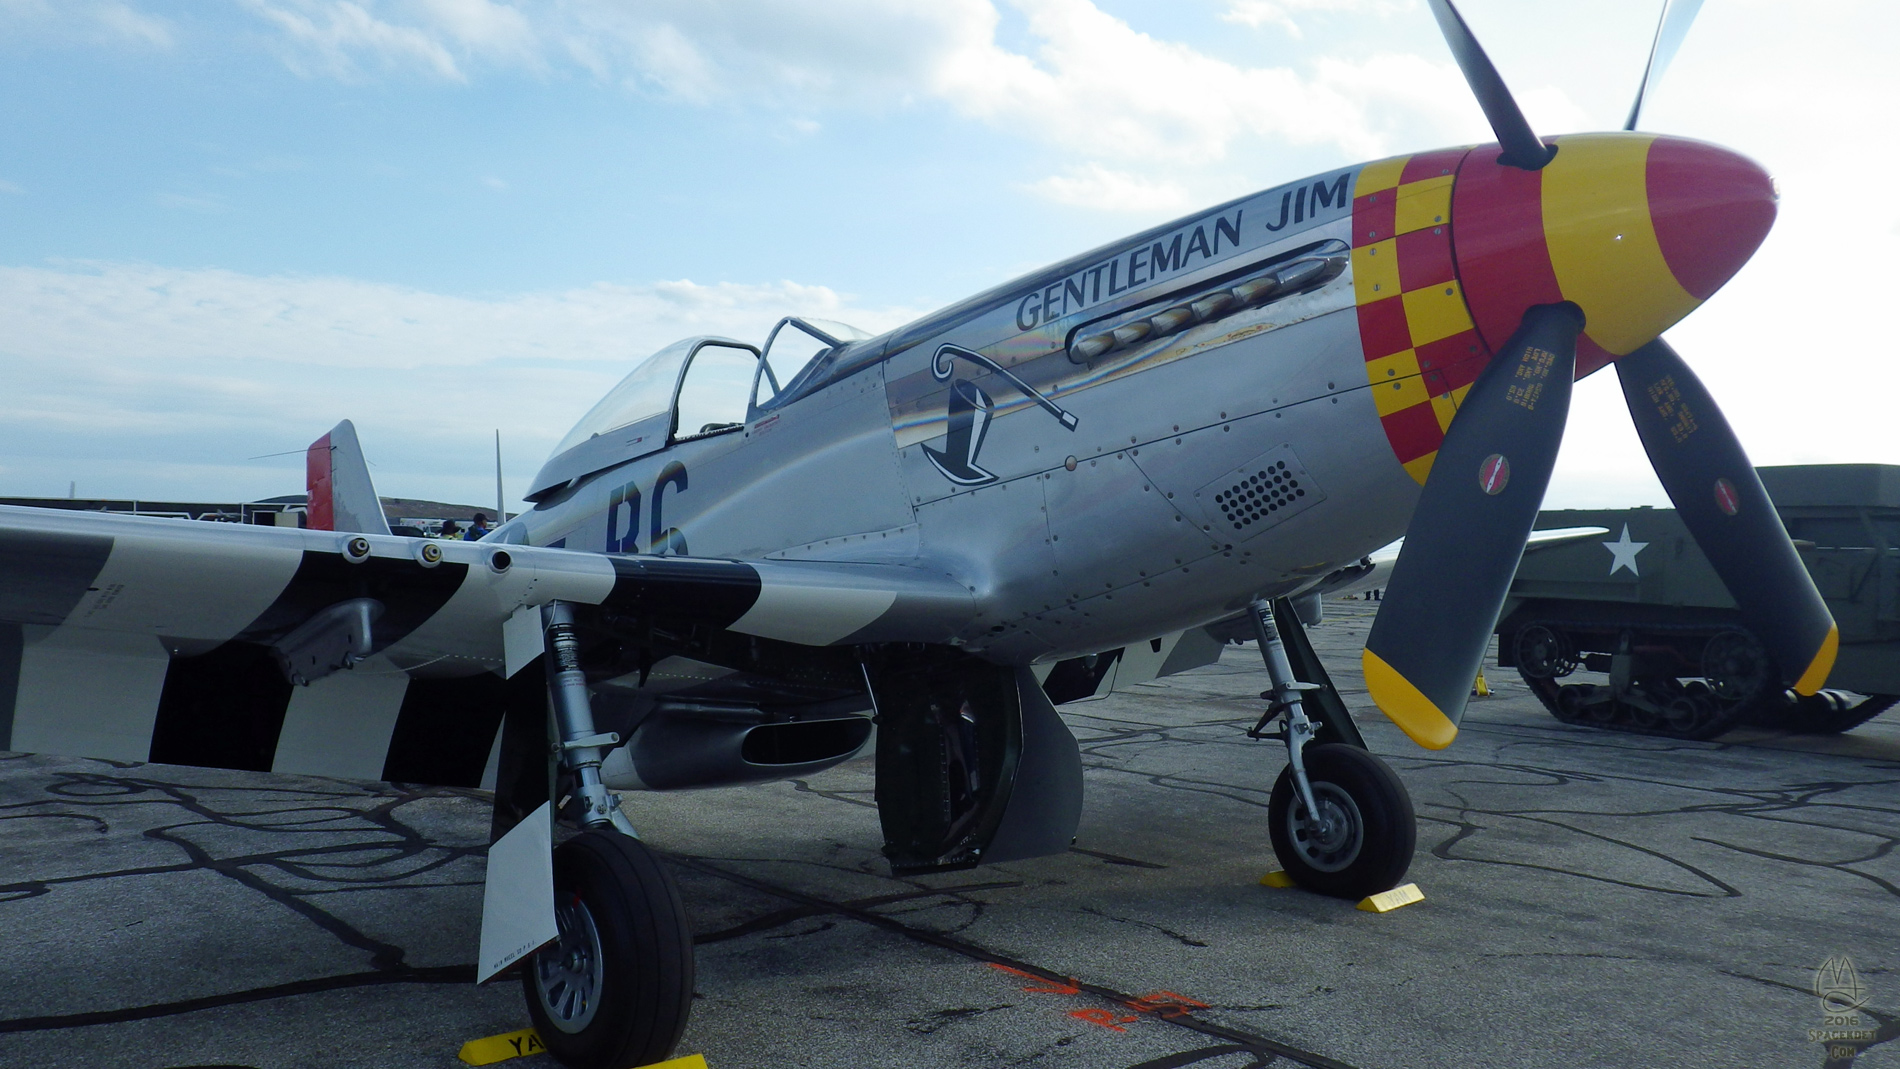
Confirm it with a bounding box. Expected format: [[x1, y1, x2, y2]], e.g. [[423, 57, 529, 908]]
[[756, 317, 873, 407], [551, 318, 873, 462], [551, 338, 699, 458]]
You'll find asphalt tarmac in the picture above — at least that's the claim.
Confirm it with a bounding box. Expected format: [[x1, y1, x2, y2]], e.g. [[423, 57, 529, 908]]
[[3, 600, 1896, 1069]]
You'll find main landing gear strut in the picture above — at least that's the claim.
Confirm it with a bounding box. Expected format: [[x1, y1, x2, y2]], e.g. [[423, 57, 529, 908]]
[[1246, 598, 1415, 899], [522, 602, 695, 1069]]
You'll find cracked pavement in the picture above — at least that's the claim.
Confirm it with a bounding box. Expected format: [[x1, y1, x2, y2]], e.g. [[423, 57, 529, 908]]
[[2, 601, 1896, 1068]]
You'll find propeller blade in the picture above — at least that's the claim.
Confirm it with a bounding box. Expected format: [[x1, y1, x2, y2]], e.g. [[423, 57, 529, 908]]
[[1625, 0, 1707, 131], [1364, 303, 1584, 748], [1615, 338, 1838, 692], [1425, 0, 1556, 170]]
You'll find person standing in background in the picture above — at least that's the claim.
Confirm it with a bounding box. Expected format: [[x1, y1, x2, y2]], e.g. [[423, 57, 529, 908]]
[[466, 513, 490, 541]]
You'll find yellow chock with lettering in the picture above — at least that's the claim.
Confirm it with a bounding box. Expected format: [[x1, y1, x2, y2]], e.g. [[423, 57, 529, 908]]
[[1357, 883, 1424, 913], [1471, 670, 1491, 697], [458, 1029, 544, 1065], [1259, 870, 1297, 888], [459, 1032, 707, 1068]]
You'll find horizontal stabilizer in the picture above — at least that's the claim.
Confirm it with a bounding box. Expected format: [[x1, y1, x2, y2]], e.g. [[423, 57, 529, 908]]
[[307, 420, 391, 535]]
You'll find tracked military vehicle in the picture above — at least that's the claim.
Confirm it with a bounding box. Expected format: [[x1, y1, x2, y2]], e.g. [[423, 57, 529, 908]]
[[1495, 465, 1900, 740]]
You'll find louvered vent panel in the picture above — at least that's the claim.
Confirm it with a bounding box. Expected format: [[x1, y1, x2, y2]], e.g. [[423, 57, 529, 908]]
[[1190, 446, 1324, 541]]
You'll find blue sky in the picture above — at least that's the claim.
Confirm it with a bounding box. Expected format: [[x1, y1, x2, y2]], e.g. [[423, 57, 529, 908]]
[[0, 0, 1893, 513]]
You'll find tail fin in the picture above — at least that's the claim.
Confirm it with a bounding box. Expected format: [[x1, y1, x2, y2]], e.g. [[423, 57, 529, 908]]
[[306, 420, 391, 534]]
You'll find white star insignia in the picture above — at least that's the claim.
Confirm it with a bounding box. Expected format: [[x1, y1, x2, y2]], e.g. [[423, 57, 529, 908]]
[[1603, 523, 1648, 577]]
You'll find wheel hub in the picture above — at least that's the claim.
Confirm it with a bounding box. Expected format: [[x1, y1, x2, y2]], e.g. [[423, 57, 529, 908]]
[[1515, 625, 1576, 680], [1703, 630, 1769, 702], [533, 893, 605, 1034], [1286, 783, 1364, 873]]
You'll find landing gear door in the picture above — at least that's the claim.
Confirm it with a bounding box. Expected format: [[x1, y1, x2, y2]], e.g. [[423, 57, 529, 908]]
[[865, 652, 1083, 875]]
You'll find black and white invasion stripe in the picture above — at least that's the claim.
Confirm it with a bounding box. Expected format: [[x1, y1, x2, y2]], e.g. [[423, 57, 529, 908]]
[[0, 505, 974, 785]]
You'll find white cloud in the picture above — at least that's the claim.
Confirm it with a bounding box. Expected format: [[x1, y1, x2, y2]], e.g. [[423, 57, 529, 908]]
[[207, 0, 1546, 189], [92, 1, 172, 46], [0, 180, 23, 195], [936, 0, 1358, 162], [1221, 0, 1413, 37], [0, 0, 174, 47], [238, 0, 471, 81], [3, 0, 1589, 215], [228, 0, 973, 101], [0, 261, 918, 371], [1027, 164, 1190, 213], [0, 261, 925, 504]]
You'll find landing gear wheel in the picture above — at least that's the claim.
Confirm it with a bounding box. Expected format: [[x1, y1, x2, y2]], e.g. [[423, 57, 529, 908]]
[[1268, 744, 1416, 899], [523, 830, 694, 1069]]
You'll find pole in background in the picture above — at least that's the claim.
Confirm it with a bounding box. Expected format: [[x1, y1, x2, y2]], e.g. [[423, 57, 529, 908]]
[[494, 430, 505, 521]]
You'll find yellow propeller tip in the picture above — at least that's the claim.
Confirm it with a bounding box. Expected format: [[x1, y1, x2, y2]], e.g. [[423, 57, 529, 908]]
[[1361, 648, 1460, 750], [1792, 625, 1839, 696]]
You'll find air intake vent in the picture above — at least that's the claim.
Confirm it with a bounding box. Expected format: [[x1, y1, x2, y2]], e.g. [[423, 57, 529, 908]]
[[1213, 461, 1305, 531], [1191, 446, 1324, 541]]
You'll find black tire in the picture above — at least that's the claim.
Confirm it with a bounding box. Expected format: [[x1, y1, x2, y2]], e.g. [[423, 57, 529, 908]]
[[1784, 692, 1898, 735], [1268, 743, 1416, 899], [522, 830, 694, 1069]]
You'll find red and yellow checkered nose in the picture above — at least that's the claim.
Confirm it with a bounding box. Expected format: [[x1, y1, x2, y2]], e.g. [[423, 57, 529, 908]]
[[1351, 134, 1775, 481], [1453, 132, 1776, 375]]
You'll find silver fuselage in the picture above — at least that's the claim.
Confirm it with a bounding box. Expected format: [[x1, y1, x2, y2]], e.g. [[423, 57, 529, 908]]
[[501, 165, 1419, 664]]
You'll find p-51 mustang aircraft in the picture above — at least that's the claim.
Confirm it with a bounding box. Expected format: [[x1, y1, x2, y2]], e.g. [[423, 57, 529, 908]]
[[0, 3, 1838, 1066]]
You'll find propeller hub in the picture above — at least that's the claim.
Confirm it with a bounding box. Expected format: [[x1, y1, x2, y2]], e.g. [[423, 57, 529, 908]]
[[1451, 132, 1775, 373]]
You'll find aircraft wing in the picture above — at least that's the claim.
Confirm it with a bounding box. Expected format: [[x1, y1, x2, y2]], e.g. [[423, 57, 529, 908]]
[[1520, 526, 1614, 552], [0, 504, 975, 666], [0, 503, 974, 766]]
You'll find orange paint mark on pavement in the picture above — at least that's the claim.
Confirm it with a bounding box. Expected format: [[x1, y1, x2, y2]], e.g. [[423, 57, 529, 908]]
[[1069, 1008, 1140, 1032], [1126, 991, 1209, 1018], [988, 962, 1080, 995]]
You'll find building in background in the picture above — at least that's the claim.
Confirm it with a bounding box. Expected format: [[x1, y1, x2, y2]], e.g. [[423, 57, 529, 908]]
[[0, 494, 507, 537]]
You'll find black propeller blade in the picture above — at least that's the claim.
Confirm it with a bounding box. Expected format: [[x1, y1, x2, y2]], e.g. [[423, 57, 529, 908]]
[[1625, 0, 1707, 131], [1360, 1, 1813, 749], [1616, 339, 1838, 692], [1425, 0, 1556, 170], [1364, 303, 1584, 748]]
